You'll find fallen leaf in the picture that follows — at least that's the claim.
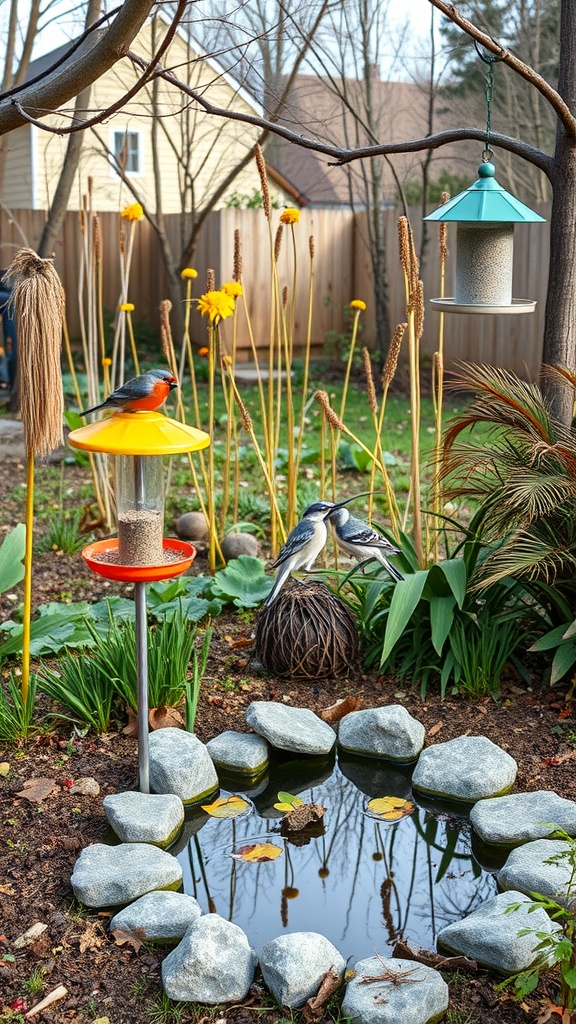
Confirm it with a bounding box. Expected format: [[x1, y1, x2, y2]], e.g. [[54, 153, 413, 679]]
[[201, 795, 251, 818], [273, 791, 303, 812], [15, 777, 59, 803], [559, 707, 573, 719], [111, 927, 146, 952], [69, 777, 100, 797], [0, 762, 10, 776], [149, 705, 184, 730], [230, 637, 253, 649], [232, 843, 282, 863], [427, 721, 443, 737], [282, 803, 326, 832], [78, 921, 104, 954], [320, 696, 363, 723], [0, 885, 15, 896], [122, 707, 138, 737], [366, 796, 415, 822]]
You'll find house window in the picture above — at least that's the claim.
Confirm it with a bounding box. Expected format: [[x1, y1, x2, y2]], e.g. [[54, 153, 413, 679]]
[[113, 131, 141, 175]]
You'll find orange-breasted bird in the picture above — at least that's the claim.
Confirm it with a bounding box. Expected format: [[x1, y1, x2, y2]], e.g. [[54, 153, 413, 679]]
[[81, 369, 178, 416]]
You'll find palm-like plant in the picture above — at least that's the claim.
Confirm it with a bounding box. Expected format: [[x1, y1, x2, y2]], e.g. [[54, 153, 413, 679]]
[[441, 363, 576, 610]]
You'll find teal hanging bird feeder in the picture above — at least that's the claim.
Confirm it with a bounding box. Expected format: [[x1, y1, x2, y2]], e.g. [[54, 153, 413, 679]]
[[424, 48, 545, 314]]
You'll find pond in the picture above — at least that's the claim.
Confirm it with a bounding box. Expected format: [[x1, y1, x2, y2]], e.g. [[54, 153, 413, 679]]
[[173, 752, 499, 962]]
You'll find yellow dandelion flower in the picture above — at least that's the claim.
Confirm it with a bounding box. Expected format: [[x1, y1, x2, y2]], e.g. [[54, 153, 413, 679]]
[[198, 346, 210, 357], [350, 299, 366, 311], [280, 208, 301, 225], [197, 290, 236, 323], [119, 302, 135, 312], [181, 267, 198, 280], [120, 202, 144, 221], [222, 281, 243, 298], [102, 357, 112, 367]]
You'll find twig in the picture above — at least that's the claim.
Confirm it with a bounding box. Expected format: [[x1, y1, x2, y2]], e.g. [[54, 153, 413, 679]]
[[25, 984, 68, 1018]]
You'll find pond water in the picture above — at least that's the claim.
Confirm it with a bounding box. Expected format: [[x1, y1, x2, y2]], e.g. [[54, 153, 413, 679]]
[[174, 752, 498, 963]]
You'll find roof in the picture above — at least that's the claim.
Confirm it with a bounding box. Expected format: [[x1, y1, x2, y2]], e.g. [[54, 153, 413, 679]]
[[265, 74, 462, 208]]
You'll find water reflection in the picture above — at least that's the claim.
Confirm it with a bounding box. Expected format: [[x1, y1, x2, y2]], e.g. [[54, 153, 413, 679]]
[[177, 757, 497, 962]]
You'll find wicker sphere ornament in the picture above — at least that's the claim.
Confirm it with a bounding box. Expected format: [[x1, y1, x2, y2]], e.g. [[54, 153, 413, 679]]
[[255, 579, 359, 680]]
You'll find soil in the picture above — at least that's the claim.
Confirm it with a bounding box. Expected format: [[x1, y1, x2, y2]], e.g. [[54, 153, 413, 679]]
[[1, 453, 575, 1024]]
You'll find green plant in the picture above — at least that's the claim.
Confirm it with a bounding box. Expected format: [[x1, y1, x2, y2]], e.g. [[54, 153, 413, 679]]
[[0, 524, 25, 597], [39, 642, 115, 734], [21, 969, 44, 996], [210, 555, 273, 608], [502, 827, 576, 1012], [0, 672, 37, 741], [146, 992, 188, 1024], [339, 513, 535, 697], [36, 507, 86, 555], [185, 626, 212, 732]]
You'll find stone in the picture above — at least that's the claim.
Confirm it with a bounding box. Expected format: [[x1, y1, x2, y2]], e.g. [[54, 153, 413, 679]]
[[498, 839, 574, 906], [246, 702, 336, 756], [260, 932, 346, 1008], [70, 843, 182, 908], [338, 706, 425, 764], [109, 891, 201, 943], [174, 511, 209, 542], [342, 957, 449, 1024], [339, 752, 413, 800], [0, 420, 25, 459], [411, 735, 517, 803], [162, 914, 257, 1003], [221, 533, 259, 560], [103, 791, 184, 848], [206, 731, 269, 776], [69, 777, 100, 797], [148, 728, 218, 805], [470, 790, 576, 847], [13, 923, 48, 949], [437, 890, 561, 973]]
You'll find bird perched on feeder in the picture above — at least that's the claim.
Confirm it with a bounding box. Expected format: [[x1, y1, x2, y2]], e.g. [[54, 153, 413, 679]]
[[81, 368, 178, 416], [327, 504, 403, 582], [264, 501, 336, 607]]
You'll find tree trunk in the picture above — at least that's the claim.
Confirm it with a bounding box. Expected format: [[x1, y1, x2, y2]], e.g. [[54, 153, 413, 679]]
[[541, 0, 576, 426]]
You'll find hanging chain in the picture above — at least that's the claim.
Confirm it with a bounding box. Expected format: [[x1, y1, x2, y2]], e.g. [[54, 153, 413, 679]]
[[474, 40, 503, 163]]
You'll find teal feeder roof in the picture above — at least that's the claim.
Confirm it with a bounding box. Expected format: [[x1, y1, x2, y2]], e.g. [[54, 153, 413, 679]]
[[424, 162, 546, 224]]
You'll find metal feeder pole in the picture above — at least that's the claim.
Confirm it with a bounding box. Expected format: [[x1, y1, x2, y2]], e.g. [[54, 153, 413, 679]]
[[134, 455, 150, 794]]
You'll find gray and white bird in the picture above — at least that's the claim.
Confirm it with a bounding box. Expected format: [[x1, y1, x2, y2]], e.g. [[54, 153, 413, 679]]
[[327, 505, 403, 582], [264, 501, 335, 607]]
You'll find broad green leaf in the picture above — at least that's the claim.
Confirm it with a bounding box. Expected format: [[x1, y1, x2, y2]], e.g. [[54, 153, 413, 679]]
[[551, 641, 576, 685], [210, 556, 273, 608], [274, 792, 303, 811], [380, 571, 428, 664], [430, 595, 456, 656], [232, 842, 282, 862], [529, 624, 568, 652], [561, 964, 576, 988], [563, 617, 576, 639], [0, 524, 26, 595], [201, 795, 251, 818], [437, 558, 467, 609], [513, 972, 539, 998]]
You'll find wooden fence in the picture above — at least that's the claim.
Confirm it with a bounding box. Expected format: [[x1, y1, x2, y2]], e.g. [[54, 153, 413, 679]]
[[0, 204, 550, 377]]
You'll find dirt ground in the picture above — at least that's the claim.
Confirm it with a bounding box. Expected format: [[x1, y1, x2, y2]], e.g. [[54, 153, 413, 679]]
[[1, 453, 575, 1023]]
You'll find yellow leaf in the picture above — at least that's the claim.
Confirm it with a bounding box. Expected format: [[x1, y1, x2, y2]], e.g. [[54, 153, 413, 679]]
[[273, 802, 295, 812], [366, 797, 415, 822], [0, 763, 10, 777], [201, 795, 251, 818], [232, 842, 282, 863]]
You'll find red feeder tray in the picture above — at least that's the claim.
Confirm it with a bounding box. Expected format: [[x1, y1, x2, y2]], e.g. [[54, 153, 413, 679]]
[[82, 538, 197, 583]]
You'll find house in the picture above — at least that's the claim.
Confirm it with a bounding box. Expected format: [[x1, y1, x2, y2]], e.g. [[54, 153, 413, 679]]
[[264, 73, 467, 208], [1, 15, 293, 214]]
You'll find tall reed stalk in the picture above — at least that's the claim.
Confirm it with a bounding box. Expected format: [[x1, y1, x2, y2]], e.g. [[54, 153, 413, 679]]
[[432, 194, 449, 562], [398, 217, 424, 566]]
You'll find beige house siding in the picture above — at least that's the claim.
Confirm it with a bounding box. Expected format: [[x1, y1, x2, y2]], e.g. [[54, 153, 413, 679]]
[[2, 125, 33, 208], [25, 20, 281, 215]]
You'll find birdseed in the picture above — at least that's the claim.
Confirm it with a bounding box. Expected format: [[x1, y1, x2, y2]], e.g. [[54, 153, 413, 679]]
[[118, 508, 164, 565]]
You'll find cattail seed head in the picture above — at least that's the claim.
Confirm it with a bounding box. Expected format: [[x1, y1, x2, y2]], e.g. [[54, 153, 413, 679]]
[[255, 144, 271, 221], [440, 223, 448, 264], [282, 286, 288, 308], [362, 347, 378, 415], [79, 209, 85, 235], [274, 225, 283, 262], [398, 216, 411, 279], [92, 215, 101, 262], [415, 280, 425, 341], [314, 389, 344, 431], [160, 299, 173, 360], [206, 268, 215, 292], [382, 323, 406, 387], [119, 221, 125, 255], [309, 235, 315, 260], [233, 229, 242, 281]]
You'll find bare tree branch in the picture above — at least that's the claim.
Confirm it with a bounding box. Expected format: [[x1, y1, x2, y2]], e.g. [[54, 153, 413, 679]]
[[0, 0, 158, 137], [126, 56, 556, 178], [425, 0, 576, 142]]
